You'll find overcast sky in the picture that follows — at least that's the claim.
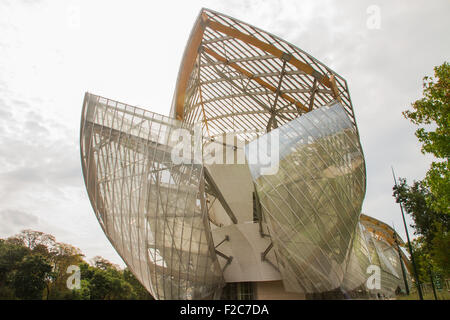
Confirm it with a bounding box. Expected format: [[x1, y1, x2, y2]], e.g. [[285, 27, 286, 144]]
[[0, 0, 448, 266]]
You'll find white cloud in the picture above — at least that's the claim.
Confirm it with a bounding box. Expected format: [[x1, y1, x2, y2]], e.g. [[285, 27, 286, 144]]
[[0, 209, 39, 235]]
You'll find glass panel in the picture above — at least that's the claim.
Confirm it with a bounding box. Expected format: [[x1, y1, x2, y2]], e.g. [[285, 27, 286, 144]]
[[80, 93, 224, 299], [246, 101, 366, 293]]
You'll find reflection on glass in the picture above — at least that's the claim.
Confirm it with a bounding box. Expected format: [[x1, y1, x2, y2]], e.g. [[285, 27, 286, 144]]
[[246, 101, 366, 293], [80, 93, 224, 299]]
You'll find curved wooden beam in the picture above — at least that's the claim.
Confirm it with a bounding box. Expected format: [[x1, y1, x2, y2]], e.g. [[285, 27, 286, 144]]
[[174, 12, 209, 120], [203, 46, 309, 112], [360, 214, 401, 243], [204, 18, 332, 89], [174, 11, 337, 120]]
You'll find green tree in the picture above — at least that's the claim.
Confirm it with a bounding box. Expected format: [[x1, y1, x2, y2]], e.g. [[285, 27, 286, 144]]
[[46, 242, 85, 299], [0, 240, 29, 282], [430, 222, 450, 277], [0, 239, 30, 299], [395, 61, 450, 280], [393, 178, 450, 244], [79, 259, 137, 300], [13, 254, 52, 299], [393, 178, 450, 276], [87, 268, 135, 300], [403, 61, 449, 214], [1, 231, 153, 300], [7, 230, 87, 299], [408, 237, 429, 283], [71, 279, 91, 300], [123, 268, 154, 300]]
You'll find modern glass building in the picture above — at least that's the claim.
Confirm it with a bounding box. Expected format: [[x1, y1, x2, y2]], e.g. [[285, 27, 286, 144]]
[[80, 8, 411, 300]]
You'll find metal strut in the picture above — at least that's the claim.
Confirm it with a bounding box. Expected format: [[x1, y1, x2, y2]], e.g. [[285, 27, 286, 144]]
[[215, 235, 230, 249], [261, 242, 279, 272], [215, 249, 233, 271]]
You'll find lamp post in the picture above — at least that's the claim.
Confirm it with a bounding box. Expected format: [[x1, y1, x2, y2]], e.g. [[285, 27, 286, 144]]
[[391, 167, 423, 300], [428, 265, 438, 300], [392, 223, 410, 295]]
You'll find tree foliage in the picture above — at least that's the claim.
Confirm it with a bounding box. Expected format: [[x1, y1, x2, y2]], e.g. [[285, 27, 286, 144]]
[[0, 230, 153, 300], [394, 62, 450, 278], [13, 254, 52, 300], [393, 178, 449, 244], [430, 222, 450, 276], [403, 62, 449, 214]]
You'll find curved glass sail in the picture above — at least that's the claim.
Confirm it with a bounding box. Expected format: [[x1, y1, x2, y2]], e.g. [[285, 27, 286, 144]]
[[246, 101, 366, 293], [359, 217, 412, 296], [341, 223, 372, 292], [79, 8, 413, 299], [80, 93, 223, 300]]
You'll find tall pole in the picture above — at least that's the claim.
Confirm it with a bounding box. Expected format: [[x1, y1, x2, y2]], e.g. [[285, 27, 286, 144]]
[[428, 266, 438, 300], [392, 222, 410, 295], [391, 167, 423, 300]]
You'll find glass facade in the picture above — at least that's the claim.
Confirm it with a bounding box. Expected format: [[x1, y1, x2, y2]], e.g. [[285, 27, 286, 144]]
[[246, 102, 366, 293], [79, 8, 412, 300], [80, 93, 224, 299]]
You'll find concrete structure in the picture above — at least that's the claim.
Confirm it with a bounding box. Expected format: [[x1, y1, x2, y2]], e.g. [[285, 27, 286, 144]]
[[80, 8, 411, 300]]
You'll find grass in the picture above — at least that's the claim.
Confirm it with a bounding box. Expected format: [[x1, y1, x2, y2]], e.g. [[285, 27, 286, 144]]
[[396, 289, 450, 300]]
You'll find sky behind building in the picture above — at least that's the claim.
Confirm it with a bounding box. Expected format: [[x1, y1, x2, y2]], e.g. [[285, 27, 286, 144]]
[[0, 0, 448, 266]]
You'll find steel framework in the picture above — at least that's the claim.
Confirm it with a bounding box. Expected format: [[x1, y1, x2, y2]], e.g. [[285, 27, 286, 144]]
[[80, 8, 411, 300]]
